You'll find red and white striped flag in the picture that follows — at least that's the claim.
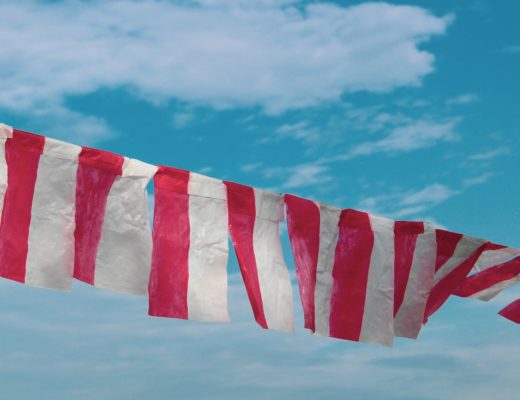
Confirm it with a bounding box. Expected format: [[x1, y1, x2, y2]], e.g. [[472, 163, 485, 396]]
[[225, 182, 294, 332], [328, 209, 395, 346], [284, 194, 340, 335], [423, 230, 487, 322], [499, 298, 520, 323], [149, 166, 229, 322], [286, 199, 395, 346], [73, 147, 157, 295], [0, 128, 80, 290], [455, 243, 520, 324], [393, 221, 436, 339], [455, 243, 520, 301]]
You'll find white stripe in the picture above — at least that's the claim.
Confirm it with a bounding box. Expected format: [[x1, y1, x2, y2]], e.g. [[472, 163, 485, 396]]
[[187, 173, 229, 322], [394, 224, 436, 339], [474, 247, 520, 273], [94, 158, 157, 295], [252, 189, 294, 332], [359, 215, 395, 346], [25, 138, 81, 290], [313, 202, 340, 337], [0, 134, 9, 219], [470, 275, 520, 301], [0, 123, 13, 138], [434, 236, 485, 284]]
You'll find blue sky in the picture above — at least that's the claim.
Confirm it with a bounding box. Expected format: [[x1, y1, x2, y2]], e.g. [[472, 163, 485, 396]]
[[0, 0, 519, 399]]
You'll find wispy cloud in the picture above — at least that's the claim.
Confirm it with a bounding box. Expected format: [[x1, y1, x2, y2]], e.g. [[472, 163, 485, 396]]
[[446, 93, 479, 106], [240, 162, 264, 173], [263, 163, 333, 190], [358, 183, 458, 218], [341, 119, 459, 160], [0, 0, 452, 142], [503, 45, 520, 54], [273, 121, 321, 145], [468, 147, 510, 161], [462, 172, 495, 188]]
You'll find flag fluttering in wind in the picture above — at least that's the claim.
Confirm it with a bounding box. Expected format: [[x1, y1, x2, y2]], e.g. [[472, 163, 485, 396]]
[[0, 122, 519, 347]]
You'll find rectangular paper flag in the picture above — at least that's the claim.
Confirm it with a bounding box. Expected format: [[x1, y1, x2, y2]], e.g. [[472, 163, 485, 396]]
[[329, 209, 395, 346], [423, 230, 487, 322], [73, 147, 157, 295], [0, 128, 80, 290], [393, 221, 436, 339], [455, 243, 520, 301], [149, 166, 229, 322], [225, 182, 294, 332], [284, 194, 341, 335]]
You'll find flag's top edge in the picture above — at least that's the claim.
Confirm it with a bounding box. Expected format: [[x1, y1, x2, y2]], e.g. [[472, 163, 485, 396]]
[[44, 137, 82, 160], [122, 158, 158, 180], [0, 123, 13, 138], [254, 188, 284, 222], [189, 172, 226, 200]]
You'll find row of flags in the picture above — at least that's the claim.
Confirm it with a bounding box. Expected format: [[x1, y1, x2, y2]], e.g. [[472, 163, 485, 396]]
[[0, 123, 519, 346]]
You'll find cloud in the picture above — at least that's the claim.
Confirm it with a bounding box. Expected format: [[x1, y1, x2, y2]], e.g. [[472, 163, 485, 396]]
[[273, 121, 321, 145], [343, 119, 458, 159], [358, 183, 458, 218], [446, 93, 479, 106], [2, 275, 520, 400], [462, 172, 494, 188], [22, 104, 114, 145], [0, 0, 452, 134], [468, 147, 510, 161], [265, 163, 333, 190], [240, 162, 264, 173], [400, 183, 457, 207], [503, 45, 520, 54]]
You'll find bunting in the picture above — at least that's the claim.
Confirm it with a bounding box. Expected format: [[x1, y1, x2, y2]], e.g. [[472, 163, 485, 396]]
[[149, 166, 229, 322], [0, 122, 519, 347]]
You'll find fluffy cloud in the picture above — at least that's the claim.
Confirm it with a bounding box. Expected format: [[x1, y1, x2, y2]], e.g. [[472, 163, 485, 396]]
[[0, 0, 451, 128]]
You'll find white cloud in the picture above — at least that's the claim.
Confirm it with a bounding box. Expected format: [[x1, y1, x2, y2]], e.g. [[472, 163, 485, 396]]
[[1, 276, 520, 400], [462, 172, 494, 188], [446, 93, 479, 106], [274, 121, 321, 144], [343, 119, 458, 159], [400, 183, 457, 207], [263, 163, 333, 190], [197, 166, 214, 175], [24, 104, 114, 145], [0, 0, 452, 136], [240, 162, 264, 173], [358, 183, 458, 218], [468, 147, 510, 161], [503, 45, 520, 54]]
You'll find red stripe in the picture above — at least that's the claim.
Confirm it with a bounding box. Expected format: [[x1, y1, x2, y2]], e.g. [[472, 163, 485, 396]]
[[0, 130, 45, 282], [424, 242, 488, 322], [225, 181, 268, 329], [455, 256, 520, 297], [284, 194, 320, 332], [148, 166, 190, 319], [394, 221, 424, 316], [73, 147, 123, 285], [329, 209, 374, 341], [435, 230, 463, 272], [499, 299, 520, 324]]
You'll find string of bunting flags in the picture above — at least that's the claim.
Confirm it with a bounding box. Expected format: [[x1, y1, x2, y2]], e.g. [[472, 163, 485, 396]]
[[0, 122, 519, 346]]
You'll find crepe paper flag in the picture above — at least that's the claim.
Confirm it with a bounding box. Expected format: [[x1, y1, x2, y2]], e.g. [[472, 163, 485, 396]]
[[149, 166, 229, 322]]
